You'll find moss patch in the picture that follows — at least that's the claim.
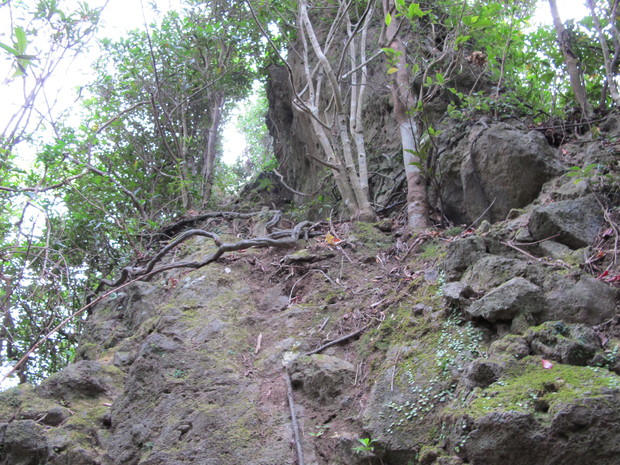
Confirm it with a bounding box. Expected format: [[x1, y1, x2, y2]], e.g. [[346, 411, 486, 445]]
[[350, 221, 392, 254], [463, 358, 620, 419]]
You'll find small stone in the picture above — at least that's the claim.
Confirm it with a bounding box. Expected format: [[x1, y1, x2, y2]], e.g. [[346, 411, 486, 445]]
[[41, 406, 72, 426]]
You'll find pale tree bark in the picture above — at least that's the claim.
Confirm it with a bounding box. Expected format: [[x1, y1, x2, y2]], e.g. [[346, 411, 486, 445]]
[[297, 0, 376, 221], [383, 0, 431, 230], [548, 0, 594, 117], [586, 0, 620, 107], [348, 5, 372, 198], [201, 93, 225, 207], [297, 14, 358, 217]]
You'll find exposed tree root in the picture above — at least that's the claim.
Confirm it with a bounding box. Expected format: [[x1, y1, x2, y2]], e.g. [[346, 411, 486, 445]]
[[96, 217, 318, 293]]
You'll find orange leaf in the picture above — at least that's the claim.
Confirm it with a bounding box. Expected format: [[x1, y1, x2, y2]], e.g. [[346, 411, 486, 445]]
[[326, 233, 343, 245]]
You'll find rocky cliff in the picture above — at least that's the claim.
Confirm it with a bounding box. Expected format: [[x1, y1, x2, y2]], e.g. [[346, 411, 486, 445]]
[[1, 113, 619, 464]]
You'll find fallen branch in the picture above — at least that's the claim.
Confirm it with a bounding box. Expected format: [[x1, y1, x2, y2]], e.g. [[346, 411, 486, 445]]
[[284, 369, 305, 465], [303, 323, 371, 356]]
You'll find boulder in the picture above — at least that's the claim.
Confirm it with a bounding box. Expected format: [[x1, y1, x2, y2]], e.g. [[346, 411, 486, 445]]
[[446, 360, 620, 465], [529, 194, 603, 249], [433, 122, 562, 224], [461, 255, 532, 292], [0, 420, 48, 465], [525, 321, 600, 366], [443, 236, 487, 280], [540, 274, 616, 325], [466, 277, 543, 322], [35, 360, 123, 401]]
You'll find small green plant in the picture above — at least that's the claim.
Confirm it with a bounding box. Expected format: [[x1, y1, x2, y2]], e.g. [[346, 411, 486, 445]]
[[308, 424, 330, 437], [566, 163, 602, 184], [353, 437, 377, 454]]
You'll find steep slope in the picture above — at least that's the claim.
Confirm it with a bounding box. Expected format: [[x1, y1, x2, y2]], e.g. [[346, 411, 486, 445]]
[[1, 118, 620, 465]]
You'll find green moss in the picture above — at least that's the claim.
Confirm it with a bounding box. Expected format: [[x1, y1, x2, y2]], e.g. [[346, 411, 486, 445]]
[[419, 239, 445, 261], [444, 227, 464, 237], [0, 384, 57, 421], [463, 358, 620, 419], [351, 221, 392, 253]]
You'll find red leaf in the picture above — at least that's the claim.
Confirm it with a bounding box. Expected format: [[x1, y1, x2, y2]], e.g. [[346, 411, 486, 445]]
[[597, 270, 610, 280]]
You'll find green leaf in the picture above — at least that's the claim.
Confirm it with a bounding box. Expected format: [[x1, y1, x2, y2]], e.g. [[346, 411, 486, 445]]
[[387, 67, 398, 75], [14, 27, 27, 54], [385, 12, 392, 26], [425, 75, 433, 87], [407, 3, 426, 19], [0, 41, 19, 56], [455, 35, 471, 47], [435, 72, 445, 85]]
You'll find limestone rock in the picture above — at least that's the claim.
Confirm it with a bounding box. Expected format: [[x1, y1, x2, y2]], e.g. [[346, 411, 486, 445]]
[[529, 194, 604, 249], [35, 360, 123, 401], [540, 274, 616, 325], [466, 277, 543, 322], [446, 360, 620, 465], [461, 255, 532, 293], [525, 321, 600, 366], [0, 420, 48, 465], [443, 281, 476, 307], [462, 359, 502, 388], [538, 239, 574, 261], [433, 122, 562, 224], [489, 334, 530, 359], [443, 236, 487, 280], [289, 354, 355, 403]]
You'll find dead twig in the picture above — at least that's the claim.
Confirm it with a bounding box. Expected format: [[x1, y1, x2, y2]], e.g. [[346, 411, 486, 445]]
[[501, 240, 571, 269], [303, 323, 371, 356], [284, 369, 305, 465]]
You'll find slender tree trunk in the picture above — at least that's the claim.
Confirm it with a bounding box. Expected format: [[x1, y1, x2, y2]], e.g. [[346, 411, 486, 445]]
[[586, 0, 620, 107], [179, 101, 191, 210], [383, 0, 431, 230], [349, 12, 371, 198], [298, 0, 375, 221], [0, 276, 15, 362], [201, 94, 224, 207], [548, 0, 594, 117]]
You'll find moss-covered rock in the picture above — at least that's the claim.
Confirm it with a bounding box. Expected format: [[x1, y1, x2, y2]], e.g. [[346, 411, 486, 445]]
[[444, 358, 620, 465]]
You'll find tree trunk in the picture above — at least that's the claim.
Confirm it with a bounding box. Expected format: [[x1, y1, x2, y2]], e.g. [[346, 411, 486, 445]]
[[548, 0, 594, 117], [586, 0, 620, 107], [201, 94, 224, 207], [383, 0, 431, 230], [298, 0, 375, 221]]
